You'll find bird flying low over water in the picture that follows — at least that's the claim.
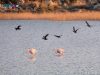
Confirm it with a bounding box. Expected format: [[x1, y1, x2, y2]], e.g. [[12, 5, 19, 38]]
[[54, 35, 62, 38], [42, 34, 49, 40], [73, 26, 79, 33], [15, 25, 21, 30], [85, 21, 91, 28]]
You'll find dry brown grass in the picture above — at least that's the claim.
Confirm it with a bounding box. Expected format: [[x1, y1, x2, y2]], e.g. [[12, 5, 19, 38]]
[[0, 11, 100, 20]]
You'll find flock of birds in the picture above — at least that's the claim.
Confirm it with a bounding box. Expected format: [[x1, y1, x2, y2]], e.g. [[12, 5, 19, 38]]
[[14, 21, 92, 59], [40, 21, 91, 40], [72, 21, 91, 33], [15, 21, 92, 40]]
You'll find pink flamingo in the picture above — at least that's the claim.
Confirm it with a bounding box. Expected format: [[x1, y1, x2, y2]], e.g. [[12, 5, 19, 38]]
[[55, 48, 64, 56], [28, 48, 37, 60]]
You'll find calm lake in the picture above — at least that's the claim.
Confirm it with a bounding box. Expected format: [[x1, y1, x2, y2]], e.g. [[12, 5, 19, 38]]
[[0, 20, 100, 75]]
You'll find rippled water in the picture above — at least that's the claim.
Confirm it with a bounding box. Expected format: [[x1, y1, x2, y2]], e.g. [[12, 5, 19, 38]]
[[0, 20, 100, 75]]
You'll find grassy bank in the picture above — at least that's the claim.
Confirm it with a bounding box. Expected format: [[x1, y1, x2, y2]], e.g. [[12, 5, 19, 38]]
[[0, 11, 100, 20]]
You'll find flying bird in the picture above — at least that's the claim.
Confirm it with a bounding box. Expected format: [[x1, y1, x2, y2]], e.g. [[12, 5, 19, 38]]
[[85, 21, 91, 28], [54, 35, 62, 38], [15, 25, 21, 30], [42, 34, 49, 40], [73, 26, 79, 33]]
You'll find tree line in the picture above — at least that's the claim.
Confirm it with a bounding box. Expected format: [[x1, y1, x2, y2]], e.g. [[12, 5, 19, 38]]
[[0, 0, 100, 13]]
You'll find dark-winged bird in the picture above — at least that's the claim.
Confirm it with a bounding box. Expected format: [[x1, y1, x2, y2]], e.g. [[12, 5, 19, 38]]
[[73, 26, 79, 33], [54, 35, 62, 38], [85, 21, 91, 28], [42, 34, 49, 40], [15, 25, 21, 30]]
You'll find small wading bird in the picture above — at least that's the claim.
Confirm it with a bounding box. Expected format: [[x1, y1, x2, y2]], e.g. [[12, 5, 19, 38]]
[[54, 35, 62, 38], [85, 21, 91, 28], [55, 48, 64, 56], [28, 48, 37, 58], [42, 34, 49, 40], [73, 26, 79, 33], [15, 25, 21, 30]]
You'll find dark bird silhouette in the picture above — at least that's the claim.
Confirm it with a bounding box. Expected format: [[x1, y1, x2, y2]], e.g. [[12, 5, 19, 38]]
[[54, 35, 62, 38], [85, 21, 91, 28], [42, 34, 49, 40], [15, 25, 21, 30], [73, 26, 79, 33]]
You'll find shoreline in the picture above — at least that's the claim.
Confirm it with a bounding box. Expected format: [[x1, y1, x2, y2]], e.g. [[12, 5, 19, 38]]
[[0, 11, 100, 20]]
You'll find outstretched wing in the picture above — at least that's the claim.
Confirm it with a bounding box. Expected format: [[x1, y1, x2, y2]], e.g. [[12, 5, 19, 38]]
[[45, 34, 49, 37], [85, 21, 91, 27], [42, 34, 49, 40], [76, 28, 79, 32], [54, 35, 58, 37], [73, 26, 75, 31], [18, 25, 21, 28]]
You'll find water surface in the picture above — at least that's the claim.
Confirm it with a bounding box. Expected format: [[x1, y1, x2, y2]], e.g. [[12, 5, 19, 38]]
[[0, 20, 100, 75]]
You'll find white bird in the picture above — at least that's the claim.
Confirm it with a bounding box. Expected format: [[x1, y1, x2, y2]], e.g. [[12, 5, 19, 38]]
[[55, 48, 64, 56], [28, 48, 37, 58]]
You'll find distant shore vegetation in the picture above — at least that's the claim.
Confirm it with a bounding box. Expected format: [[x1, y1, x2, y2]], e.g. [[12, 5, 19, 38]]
[[0, 0, 100, 13]]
